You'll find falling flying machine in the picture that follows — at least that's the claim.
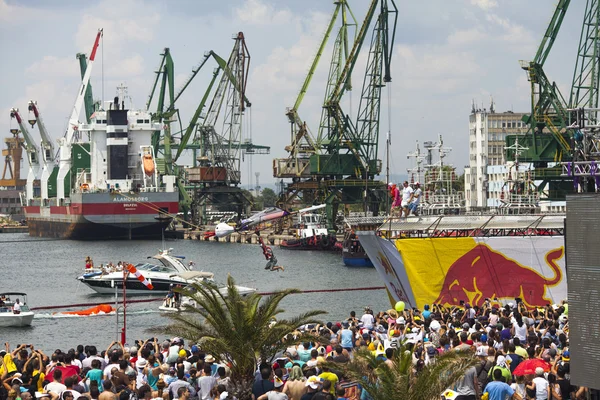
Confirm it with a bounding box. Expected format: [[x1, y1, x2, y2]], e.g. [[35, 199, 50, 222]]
[[210, 204, 327, 238]]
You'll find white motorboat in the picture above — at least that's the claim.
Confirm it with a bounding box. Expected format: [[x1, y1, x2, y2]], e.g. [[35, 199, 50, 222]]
[[159, 274, 257, 313], [0, 292, 35, 327], [77, 248, 210, 295]]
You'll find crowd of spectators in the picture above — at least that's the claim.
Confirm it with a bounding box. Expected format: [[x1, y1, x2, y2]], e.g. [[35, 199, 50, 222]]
[[0, 299, 593, 400]]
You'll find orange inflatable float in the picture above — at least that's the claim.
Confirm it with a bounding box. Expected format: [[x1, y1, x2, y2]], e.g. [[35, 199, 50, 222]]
[[58, 304, 115, 316]]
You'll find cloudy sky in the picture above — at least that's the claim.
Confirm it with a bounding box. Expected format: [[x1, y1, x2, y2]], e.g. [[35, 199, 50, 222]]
[[0, 0, 588, 188]]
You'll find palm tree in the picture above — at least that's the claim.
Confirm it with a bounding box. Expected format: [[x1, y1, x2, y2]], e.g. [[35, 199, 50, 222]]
[[157, 275, 326, 400], [333, 346, 478, 400]]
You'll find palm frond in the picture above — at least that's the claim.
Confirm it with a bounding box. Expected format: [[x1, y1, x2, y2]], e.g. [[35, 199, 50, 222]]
[[332, 346, 479, 400]]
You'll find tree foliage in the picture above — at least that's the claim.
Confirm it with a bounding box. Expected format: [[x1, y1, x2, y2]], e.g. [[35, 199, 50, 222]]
[[332, 346, 478, 400], [154, 275, 326, 399], [261, 188, 278, 207]]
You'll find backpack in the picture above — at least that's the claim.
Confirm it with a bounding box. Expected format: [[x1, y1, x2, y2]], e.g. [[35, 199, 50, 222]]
[[475, 360, 492, 391]]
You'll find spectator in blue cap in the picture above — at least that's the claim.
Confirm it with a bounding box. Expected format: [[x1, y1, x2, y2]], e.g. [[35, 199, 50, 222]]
[[422, 305, 431, 319]]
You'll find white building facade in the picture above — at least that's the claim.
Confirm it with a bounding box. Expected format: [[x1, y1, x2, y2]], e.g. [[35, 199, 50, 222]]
[[465, 108, 527, 211]]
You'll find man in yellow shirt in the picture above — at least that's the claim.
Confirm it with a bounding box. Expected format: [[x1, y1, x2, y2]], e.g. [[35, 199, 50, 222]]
[[318, 365, 339, 395], [0, 346, 18, 377]]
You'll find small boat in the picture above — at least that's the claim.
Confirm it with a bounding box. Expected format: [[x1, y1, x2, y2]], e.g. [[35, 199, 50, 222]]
[[0, 292, 35, 327], [280, 212, 341, 251], [342, 232, 374, 267], [159, 275, 257, 313], [77, 248, 204, 295]]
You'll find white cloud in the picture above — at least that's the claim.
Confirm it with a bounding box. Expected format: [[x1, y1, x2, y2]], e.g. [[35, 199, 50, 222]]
[[25, 56, 80, 79], [447, 28, 488, 46], [235, 0, 293, 26], [470, 0, 498, 10], [0, 0, 54, 24]]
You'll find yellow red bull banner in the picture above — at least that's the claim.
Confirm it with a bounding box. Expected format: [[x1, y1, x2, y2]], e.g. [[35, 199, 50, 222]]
[[358, 233, 566, 309]]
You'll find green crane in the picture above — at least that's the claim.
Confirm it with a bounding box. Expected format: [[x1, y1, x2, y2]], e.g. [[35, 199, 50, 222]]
[[275, 0, 357, 179], [275, 0, 398, 229], [76, 53, 96, 124], [146, 34, 267, 223], [506, 0, 600, 197]]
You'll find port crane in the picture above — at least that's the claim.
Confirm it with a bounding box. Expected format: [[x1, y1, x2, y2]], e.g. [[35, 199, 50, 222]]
[[9, 108, 40, 203], [27, 101, 55, 200], [146, 33, 269, 224], [506, 0, 600, 197], [56, 29, 103, 203], [76, 53, 97, 124], [274, 0, 398, 230]]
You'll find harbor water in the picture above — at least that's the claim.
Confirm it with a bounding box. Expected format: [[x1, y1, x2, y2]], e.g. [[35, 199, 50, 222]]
[[0, 233, 388, 352]]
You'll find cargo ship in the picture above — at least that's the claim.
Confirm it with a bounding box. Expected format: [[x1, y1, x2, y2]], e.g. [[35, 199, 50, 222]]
[[20, 30, 178, 239]]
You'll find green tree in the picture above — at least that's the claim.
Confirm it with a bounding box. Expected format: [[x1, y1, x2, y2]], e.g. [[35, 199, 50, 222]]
[[158, 276, 326, 400], [333, 346, 478, 400], [261, 188, 278, 207]]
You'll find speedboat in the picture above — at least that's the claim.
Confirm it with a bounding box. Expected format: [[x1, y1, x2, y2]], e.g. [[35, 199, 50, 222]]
[[77, 249, 209, 295], [0, 292, 35, 327], [159, 274, 257, 313]]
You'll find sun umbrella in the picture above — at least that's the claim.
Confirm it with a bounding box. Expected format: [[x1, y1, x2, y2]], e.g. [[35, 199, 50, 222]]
[[513, 358, 551, 376]]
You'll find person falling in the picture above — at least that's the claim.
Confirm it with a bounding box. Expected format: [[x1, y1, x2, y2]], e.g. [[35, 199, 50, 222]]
[[258, 236, 284, 272]]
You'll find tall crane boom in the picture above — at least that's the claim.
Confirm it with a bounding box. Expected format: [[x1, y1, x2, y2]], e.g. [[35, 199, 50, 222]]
[[76, 53, 96, 124], [570, 0, 600, 111], [27, 101, 55, 201], [27, 101, 54, 163], [57, 29, 103, 203], [9, 108, 39, 167], [65, 29, 103, 144], [275, 1, 357, 179], [9, 108, 40, 202], [534, 0, 571, 66]]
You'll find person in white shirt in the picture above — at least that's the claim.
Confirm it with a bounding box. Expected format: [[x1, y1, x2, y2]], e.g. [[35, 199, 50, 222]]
[[45, 369, 67, 395], [408, 182, 422, 216], [12, 299, 21, 314], [360, 307, 375, 330], [401, 181, 414, 217], [527, 367, 549, 400]]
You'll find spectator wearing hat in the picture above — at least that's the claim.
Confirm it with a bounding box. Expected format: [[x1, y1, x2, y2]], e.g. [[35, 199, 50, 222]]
[[257, 376, 287, 400], [422, 304, 431, 320], [527, 367, 549, 400], [474, 346, 492, 392], [487, 356, 511, 384], [203, 354, 218, 377], [301, 376, 321, 400]]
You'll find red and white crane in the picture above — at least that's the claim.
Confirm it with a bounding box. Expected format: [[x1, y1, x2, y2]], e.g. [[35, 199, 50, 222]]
[[56, 29, 103, 203]]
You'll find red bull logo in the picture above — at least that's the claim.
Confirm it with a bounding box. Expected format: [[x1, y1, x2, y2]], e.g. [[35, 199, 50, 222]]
[[434, 244, 564, 308]]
